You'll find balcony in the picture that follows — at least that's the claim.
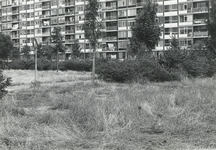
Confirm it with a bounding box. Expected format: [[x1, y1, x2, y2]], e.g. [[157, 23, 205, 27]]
[[42, 5, 50, 9], [105, 16, 117, 21], [65, 2, 75, 6], [42, 41, 51, 45], [193, 7, 208, 13], [106, 37, 117, 40], [65, 20, 74, 24], [65, 30, 75, 34], [13, 42, 20, 47], [193, 19, 208, 24], [65, 39, 75, 43], [42, 32, 50, 36], [106, 26, 117, 30], [12, 10, 19, 14], [12, 18, 19, 22], [194, 31, 208, 37], [12, 35, 20, 38]]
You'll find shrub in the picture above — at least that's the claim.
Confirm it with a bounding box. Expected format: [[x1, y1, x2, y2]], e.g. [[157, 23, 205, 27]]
[[0, 70, 11, 99], [10, 59, 34, 70], [59, 59, 92, 71], [159, 49, 216, 78], [37, 57, 52, 70], [96, 59, 180, 83]]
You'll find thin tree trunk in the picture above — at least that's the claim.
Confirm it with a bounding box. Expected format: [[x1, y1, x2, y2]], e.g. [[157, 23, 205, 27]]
[[92, 46, 96, 85], [56, 50, 59, 72]]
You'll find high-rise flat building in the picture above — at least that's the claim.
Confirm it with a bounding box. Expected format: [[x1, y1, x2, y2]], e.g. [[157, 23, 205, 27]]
[[0, 0, 210, 59]]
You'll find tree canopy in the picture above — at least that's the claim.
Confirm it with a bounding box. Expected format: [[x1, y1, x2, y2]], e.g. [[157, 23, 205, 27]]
[[0, 33, 13, 60], [207, 0, 216, 57], [71, 40, 81, 59], [51, 27, 65, 53], [129, 1, 161, 55], [82, 0, 103, 84]]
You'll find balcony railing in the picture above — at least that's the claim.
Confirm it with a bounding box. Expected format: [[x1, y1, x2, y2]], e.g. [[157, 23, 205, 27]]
[[12, 10, 19, 14], [65, 39, 75, 43], [194, 31, 208, 37], [42, 32, 50, 36], [106, 37, 117, 40], [65, 30, 75, 34], [65, 20, 75, 24], [106, 26, 117, 30], [193, 19, 208, 24], [105, 16, 117, 20], [193, 7, 208, 13], [12, 18, 19, 22], [65, 1, 75, 6], [42, 5, 50, 9], [12, 35, 20, 38]]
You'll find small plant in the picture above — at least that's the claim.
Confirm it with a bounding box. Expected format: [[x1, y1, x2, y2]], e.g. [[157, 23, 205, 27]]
[[0, 70, 12, 99], [30, 81, 41, 88]]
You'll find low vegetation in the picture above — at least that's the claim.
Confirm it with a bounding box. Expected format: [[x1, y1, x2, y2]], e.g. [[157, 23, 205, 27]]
[[0, 70, 216, 149]]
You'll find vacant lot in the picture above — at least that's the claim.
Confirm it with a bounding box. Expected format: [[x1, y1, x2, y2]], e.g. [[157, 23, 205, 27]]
[[1, 70, 216, 150]]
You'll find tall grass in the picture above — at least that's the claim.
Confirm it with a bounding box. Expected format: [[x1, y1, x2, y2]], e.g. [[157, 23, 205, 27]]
[[0, 70, 216, 149]]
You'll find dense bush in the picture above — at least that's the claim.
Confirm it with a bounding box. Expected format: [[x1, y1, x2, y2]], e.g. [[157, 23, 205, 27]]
[[10, 58, 52, 70], [96, 59, 180, 83], [10, 59, 34, 70], [59, 59, 92, 71], [0, 70, 11, 99], [159, 49, 216, 78], [37, 57, 52, 70]]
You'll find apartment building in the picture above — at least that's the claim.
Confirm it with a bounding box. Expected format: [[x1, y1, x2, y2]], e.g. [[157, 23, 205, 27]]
[[0, 0, 210, 59]]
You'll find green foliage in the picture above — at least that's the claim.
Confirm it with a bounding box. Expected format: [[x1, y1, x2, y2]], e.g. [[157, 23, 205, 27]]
[[130, 1, 160, 54], [0, 33, 13, 60], [207, 0, 216, 57], [37, 44, 53, 60], [10, 58, 52, 70], [11, 47, 20, 60], [0, 70, 11, 99], [37, 57, 52, 70], [21, 45, 31, 59], [51, 27, 65, 53], [10, 59, 34, 70], [82, 0, 103, 49], [71, 40, 81, 59], [59, 59, 92, 71], [96, 59, 180, 83], [159, 38, 216, 78]]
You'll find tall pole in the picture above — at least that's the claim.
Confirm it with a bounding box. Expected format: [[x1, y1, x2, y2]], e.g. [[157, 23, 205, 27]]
[[33, 39, 37, 82]]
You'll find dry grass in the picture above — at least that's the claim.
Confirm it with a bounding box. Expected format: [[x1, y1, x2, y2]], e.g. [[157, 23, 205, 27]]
[[1, 70, 216, 149]]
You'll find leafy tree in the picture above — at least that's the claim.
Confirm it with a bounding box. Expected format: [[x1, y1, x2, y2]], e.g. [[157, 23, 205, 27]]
[[71, 39, 81, 59], [37, 43, 53, 60], [207, 0, 216, 58], [0, 70, 11, 99], [130, 1, 160, 55], [21, 44, 31, 59], [0, 33, 13, 60], [51, 27, 65, 72], [83, 0, 103, 84], [11, 47, 20, 60]]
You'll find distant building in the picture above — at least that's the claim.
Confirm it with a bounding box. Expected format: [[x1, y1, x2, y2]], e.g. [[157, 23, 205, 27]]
[[0, 0, 210, 59]]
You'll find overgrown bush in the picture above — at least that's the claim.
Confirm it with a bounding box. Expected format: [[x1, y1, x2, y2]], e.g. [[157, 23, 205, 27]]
[[96, 59, 180, 83], [59, 59, 92, 71], [0, 70, 11, 99], [37, 57, 52, 70], [10, 59, 34, 70], [159, 49, 216, 78], [10, 58, 52, 70]]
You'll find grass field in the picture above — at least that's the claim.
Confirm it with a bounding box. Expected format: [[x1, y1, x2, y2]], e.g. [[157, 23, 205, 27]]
[[1, 70, 216, 150]]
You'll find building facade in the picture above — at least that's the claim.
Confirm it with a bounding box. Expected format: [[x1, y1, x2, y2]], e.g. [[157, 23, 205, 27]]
[[0, 0, 210, 59]]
